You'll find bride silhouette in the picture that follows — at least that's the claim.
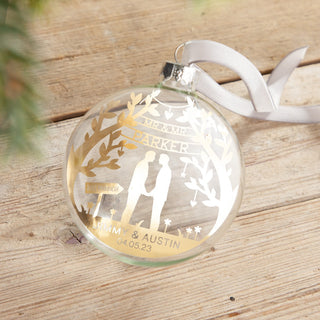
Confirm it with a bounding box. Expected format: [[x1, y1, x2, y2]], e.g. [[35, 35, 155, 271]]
[[120, 151, 155, 225]]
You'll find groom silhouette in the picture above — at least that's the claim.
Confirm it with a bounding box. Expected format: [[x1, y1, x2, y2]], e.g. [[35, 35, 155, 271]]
[[149, 154, 172, 231], [120, 151, 155, 225]]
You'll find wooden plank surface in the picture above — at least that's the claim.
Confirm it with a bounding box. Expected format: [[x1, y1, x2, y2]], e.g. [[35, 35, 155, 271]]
[[30, 0, 320, 120], [1, 61, 320, 319], [1, 0, 320, 319]]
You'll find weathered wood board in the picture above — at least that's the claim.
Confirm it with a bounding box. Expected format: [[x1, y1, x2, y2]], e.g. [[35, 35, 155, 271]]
[[1, 0, 320, 319], [30, 0, 320, 120]]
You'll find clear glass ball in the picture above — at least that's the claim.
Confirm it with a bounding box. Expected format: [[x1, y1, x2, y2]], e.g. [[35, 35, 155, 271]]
[[64, 85, 244, 266]]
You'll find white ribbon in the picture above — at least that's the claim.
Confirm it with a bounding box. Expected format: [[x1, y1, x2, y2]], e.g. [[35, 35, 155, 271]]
[[179, 40, 320, 123]]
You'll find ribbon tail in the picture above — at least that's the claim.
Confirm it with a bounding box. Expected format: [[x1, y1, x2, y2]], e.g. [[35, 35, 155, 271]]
[[267, 46, 308, 106]]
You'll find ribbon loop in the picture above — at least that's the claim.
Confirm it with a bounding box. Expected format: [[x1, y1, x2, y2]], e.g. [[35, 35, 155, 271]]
[[180, 40, 320, 123]]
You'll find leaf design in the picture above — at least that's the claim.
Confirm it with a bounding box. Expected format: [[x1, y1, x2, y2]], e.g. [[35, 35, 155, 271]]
[[112, 130, 121, 140], [190, 177, 197, 185], [191, 156, 199, 166], [104, 111, 117, 119], [118, 150, 124, 157], [180, 156, 192, 164], [118, 112, 125, 124], [131, 92, 142, 105], [86, 171, 96, 177], [127, 101, 134, 112], [187, 96, 194, 107], [107, 162, 120, 170], [218, 124, 228, 136], [148, 104, 160, 117], [91, 118, 98, 131], [99, 143, 107, 156], [87, 158, 94, 168], [125, 143, 138, 150], [105, 158, 120, 170], [145, 95, 152, 106], [85, 133, 90, 141], [125, 118, 138, 127], [223, 152, 233, 164], [214, 138, 225, 148], [136, 93, 143, 104], [185, 182, 198, 191], [151, 89, 161, 97], [165, 110, 173, 119], [200, 151, 209, 163], [205, 169, 213, 183], [202, 200, 218, 207], [176, 115, 188, 123]]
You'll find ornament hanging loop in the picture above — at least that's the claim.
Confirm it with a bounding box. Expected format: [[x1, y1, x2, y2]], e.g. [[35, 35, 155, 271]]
[[179, 40, 320, 123], [174, 42, 186, 64]]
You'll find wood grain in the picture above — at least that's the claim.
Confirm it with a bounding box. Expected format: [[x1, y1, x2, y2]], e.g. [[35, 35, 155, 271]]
[[1, 190, 319, 319], [1, 61, 320, 319], [1, 1, 320, 319], [30, 0, 320, 120]]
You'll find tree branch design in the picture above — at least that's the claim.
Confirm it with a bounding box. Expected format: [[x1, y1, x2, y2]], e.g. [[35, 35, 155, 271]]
[[67, 92, 153, 207], [181, 151, 219, 207], [179, 98, 239, 236]]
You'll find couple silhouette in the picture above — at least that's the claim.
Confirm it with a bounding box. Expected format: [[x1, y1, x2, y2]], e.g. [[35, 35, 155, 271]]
[[120, 151, 172, 231]]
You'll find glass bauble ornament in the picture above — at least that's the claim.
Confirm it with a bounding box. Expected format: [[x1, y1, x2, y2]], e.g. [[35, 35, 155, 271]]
[[64, 63, 244, 266]]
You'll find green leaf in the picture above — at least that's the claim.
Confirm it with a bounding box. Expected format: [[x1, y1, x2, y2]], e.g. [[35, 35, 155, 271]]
[[0, 24, 28, 37], [0, 0, 49, 157]]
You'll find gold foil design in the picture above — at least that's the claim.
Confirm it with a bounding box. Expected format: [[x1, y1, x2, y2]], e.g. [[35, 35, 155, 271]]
[[86, 182, 124, 218], [85, 182, 124, 195], [120, 151, 156, 225], [89, 219, 200, 258], [121, 129, 198, 154], [67, 93, 151, 203], [67, 91, 239, 260]]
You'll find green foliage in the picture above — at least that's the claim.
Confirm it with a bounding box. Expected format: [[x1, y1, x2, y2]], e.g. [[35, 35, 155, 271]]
[[0, 0, 46, 157]]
